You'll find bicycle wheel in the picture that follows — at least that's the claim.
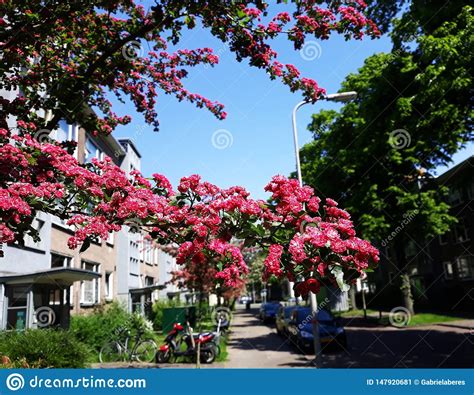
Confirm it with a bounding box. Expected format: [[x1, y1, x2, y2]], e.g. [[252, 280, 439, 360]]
[[99, 342, 122, 363], [135, 340, 158, 363]]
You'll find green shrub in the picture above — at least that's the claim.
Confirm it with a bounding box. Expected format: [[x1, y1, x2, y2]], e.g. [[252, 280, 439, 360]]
[[70, 302, 130, 352], [70, 302, 155, 356], [0, 329, 90, 368]]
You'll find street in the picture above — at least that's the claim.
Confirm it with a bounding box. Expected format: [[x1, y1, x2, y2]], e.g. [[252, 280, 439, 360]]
[[224, 306, 474, 368]]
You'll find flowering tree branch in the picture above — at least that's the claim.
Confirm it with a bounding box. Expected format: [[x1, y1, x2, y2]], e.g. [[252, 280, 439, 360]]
[[0, 0, 380, 293]]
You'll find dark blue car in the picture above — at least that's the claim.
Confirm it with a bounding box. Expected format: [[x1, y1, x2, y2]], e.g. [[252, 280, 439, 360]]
[[259, 301, 281, 322], [287, 307, 347, 351]]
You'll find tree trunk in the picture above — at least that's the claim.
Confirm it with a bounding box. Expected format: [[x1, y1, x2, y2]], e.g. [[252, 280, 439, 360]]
[[349, 285, 357, 310], [394, 237, 415, 315], [400, 273, 415, 315]]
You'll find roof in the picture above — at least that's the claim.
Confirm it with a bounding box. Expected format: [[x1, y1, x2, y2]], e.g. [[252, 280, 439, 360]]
[[436, 155, 474, 184], [99, 133, 126, 159], [118, 138, 142, 158], [80, 105, 126, 159], [0, 268, 101, 286]]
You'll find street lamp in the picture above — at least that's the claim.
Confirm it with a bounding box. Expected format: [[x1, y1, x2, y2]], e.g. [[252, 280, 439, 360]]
[[290, 91, 357, 367]]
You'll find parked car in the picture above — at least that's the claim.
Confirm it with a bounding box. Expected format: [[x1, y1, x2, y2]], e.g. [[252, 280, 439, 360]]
[[287, 307, 347, 352], [259, 301, 281, 322], [275, 305, 295, 336]]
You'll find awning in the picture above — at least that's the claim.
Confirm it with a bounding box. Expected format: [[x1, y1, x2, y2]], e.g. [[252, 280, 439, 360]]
[[129, 284, 166, 294], [0, 267, 101, 286]]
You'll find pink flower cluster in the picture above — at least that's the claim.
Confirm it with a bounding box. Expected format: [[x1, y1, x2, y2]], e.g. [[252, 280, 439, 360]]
[[263, 245, 284, 280], [260, 177, 379, 289]]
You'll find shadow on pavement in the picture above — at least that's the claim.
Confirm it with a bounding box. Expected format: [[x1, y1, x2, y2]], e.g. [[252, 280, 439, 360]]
[[319, 327, 473, 368]]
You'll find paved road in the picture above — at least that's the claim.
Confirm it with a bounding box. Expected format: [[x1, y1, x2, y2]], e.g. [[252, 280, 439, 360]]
[[224, 307, 313, 368], [225, 306, 474, 368]]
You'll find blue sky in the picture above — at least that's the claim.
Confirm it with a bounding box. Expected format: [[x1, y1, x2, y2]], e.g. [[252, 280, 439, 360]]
[[111, 21, 472, 200]]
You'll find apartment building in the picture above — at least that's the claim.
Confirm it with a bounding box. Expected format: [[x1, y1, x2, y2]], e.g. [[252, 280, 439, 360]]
[[49, 124, 125, 317], [0, 119, 175, 329], [427, 156, 473, 310], [115, 138, 166, 316], [369, 156, 474, 312]]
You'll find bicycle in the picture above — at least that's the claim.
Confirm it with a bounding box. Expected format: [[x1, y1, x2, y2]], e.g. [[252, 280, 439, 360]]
[[99, 327, 158, 363]]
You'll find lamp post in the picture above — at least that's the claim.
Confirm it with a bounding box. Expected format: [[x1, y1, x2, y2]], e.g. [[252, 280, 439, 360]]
[[290, 91, 357, 367]]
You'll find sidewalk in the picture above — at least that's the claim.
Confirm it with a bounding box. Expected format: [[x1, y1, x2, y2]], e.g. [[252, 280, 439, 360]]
[[432, 320, 474, 331]]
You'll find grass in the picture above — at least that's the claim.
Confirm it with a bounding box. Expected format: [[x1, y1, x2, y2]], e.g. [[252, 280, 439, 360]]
[[338, 309, 467, 327], [381, 312, 465, 327], [337, 309, 379, 318], [215, 333, 229, 362]]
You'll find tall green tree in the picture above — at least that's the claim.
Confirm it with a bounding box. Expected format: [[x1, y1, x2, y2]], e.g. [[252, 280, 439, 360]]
[[299, 2, 473, 314]]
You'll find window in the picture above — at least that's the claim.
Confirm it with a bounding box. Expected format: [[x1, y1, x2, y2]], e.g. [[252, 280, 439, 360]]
[[48, 288, 64, 306], [468, 182, 474, 200], [154, 248, 159, 266], [145, 276, 154, 287], [52, 213, 75, 231], [50, 255, 73, 305], [52, 120, 69, 142], [6, 286, 30, 330], [130, 257, 139, 275], [456, 257, 474, 279], [51, 253, 72, 268], [454, 224, 469, 243], [105, 272, 113, 301], [142, 239, 152, 264], [448, 188, 462, 205], [84, 137, 103, 163], [81, 261, 100, 305], [439, 232, 449, 245], [404, 240, 417, 258], [443, 261, 454, 279]]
